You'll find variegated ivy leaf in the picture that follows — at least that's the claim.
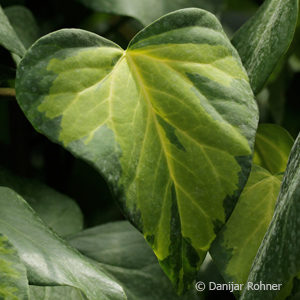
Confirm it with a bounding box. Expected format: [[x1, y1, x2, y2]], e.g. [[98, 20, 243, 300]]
[[16, 8, 258, 292], [210, 124, 294, 294], [210, 165, 282, 292], [241, 132, 300, 300], [0, 233, 29, 300]]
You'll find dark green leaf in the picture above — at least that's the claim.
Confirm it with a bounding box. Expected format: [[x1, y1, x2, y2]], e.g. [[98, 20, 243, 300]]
[[4, 5, 39, 49], [29, 286, 86, 300], [0, 187, 126, 300], [232, 0, 298, 94], [76, 0, 223, 26], [241, 132, 300, 300], [0, 233, 29, 300], [16, 9, 258, 292], [0, 4, 25, 57], [68, 221, 201, 300], [253, 124, 294, 174], [0, 167, 83, 236]]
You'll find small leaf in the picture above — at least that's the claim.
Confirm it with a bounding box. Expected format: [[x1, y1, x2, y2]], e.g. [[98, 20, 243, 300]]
[[253, 124, 294, 174], [0, 233, 29, 300], [241, 132, 300, 300], [68, 221, 200, 300], [16, 9, 258, 292], [210, 165, 282, 289], [4, 5, 39, 49], [0, 4, 25, 57], [0, 187, 126, 300], [76, 0, 223, 26], [0, 167, 83, 236], [232, 0, 298, 94]]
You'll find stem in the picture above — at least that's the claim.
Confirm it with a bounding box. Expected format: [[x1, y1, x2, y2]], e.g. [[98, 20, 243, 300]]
[[0, 88, 16, 98]]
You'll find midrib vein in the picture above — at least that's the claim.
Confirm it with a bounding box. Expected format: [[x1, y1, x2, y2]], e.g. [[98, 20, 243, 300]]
[[126, 53, 211, 222], [126, 53, 177, 187], [58, 50, 125, 117]]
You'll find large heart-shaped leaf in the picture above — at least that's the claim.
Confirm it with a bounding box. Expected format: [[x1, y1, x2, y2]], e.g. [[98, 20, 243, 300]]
[[241, 132, 300, 300], [0, 166, 83, 236], [0, 233, 29, 300], [76, 0, 223, 26], [210, 165, 282, 289], [0, 187, 126, 300], [232, 0, 298, 94], [16, 8, 258, 292]]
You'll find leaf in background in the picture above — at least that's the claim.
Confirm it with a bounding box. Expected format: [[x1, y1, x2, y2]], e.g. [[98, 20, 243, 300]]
[[76, 0, 223, 26], [16, 9, 258, 292], [4, 5, 39, 49], [0, 4, 25, 57], [0, 233, 29, 300], [68, 221, 201, 300], [0, 167, 83, 237], [232, 0, 298, 94], [253, 124, 294, 174], [0, 187, 126, 300], [210, 165, 282, 290], [241, 132, 300, 300]]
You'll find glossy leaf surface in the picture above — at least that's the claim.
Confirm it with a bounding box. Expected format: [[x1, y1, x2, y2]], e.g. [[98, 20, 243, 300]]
[[4, 5, 39, 49], [0, 187, 126, 300], [210, 165, 282, 287], [253, 124, 294, 174], [16, 9, 258, 291], [241, 133, 300, 299], [0, 4, 25, 57], [0, 233, 29, 300], [30, 221, 202, 300], [68, 221, 200, 300], [29, 286, 86, 300], [0, 167, 83, 236], [232, 0, 298, 94]]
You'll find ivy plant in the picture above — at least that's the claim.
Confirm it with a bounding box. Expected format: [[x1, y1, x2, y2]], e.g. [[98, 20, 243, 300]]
[[0, 0, 299, 299]]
